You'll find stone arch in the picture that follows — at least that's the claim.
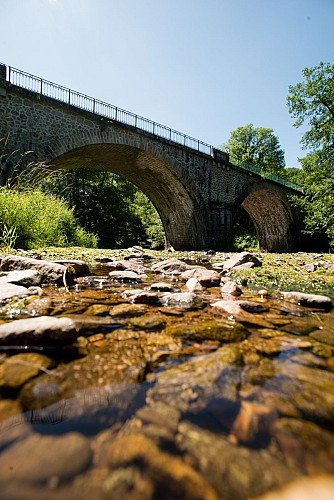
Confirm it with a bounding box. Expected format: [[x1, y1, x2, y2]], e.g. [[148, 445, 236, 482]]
[[48, 142, 208, 250], [241, 188, 295, 252]]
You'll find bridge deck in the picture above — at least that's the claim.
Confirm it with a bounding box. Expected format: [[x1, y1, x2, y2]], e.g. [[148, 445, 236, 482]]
[[0, 63, 302, 193]]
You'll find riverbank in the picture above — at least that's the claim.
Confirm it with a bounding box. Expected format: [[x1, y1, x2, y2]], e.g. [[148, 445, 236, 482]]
[[12, 247, 334, 298]]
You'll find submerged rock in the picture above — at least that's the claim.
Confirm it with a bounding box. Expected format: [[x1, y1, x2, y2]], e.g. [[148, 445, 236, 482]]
[[0, 432, 92, 483], [0, 353, 54, 389], [107, 434, 217, 500]]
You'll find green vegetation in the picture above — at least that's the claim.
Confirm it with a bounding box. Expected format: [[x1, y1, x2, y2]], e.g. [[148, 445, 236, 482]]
[[40, 168, 165, 249], [0, 186, 97, 250], [287, 61, 334, 250], [221, 123, 286, 175]]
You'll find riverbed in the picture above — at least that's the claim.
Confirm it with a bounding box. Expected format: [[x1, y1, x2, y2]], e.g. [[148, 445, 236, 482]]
[[0, 249, 333, 499]]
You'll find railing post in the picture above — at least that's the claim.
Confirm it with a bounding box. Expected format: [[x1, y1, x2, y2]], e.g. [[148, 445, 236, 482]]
[[40, 78, 43, 95], [68, 89, 71, 104], [92, 98, 95, 113], [115, 107, 118, 121]]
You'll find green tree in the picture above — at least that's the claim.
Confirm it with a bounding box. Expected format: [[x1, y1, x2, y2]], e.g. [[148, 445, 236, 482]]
[[222, 123, 286, 175], [287, 62, 334, 248], [40, 168, 164, 249]]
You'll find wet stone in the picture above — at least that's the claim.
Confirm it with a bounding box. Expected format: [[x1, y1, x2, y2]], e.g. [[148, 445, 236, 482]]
[[160, 292, 204, 310], [176, 421, 298, 500], [0, 432, 92, 483], [0, 353, 54, 389], [310, 327, 334, 346], [107, 434, 217, 500], [273, 417, 334, 474], [129, 315, 166, 331], [166, 320, 248, 343], [109, 303, 148, 317], [85, 304, 110, 316], [24, 297, 53, 316]]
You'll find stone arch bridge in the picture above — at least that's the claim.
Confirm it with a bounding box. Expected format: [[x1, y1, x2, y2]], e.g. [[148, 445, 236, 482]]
[[0, 64, 302, 251]]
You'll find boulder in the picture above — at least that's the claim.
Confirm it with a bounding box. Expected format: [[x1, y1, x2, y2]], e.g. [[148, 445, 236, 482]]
[[180, 267, 221, 287], [1, 255, 74, 286], [223, 252, 262, 271]]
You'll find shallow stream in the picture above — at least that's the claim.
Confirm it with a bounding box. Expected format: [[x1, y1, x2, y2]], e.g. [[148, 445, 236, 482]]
[[0, 253, 333, 499]]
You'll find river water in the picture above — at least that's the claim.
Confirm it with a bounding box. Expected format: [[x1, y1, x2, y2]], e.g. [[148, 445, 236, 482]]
[[0, 251, 333, 499]]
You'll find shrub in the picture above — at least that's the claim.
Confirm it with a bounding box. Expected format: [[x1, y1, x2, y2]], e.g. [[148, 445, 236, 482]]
[[0, 186, 97, 250]]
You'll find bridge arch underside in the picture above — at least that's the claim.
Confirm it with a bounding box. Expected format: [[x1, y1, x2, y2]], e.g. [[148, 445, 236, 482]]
[[49, 143, 207, 251], [241, 189, 295, 252]]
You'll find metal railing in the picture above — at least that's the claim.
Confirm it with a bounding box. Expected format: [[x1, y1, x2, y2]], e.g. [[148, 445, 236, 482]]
[[2, 63, 303, 192], [4, 64, 211, 155], [229, 155, 302, 192]]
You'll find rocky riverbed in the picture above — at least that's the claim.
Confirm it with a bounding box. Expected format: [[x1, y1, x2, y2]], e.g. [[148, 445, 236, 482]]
[[0, 248, 333, 499]]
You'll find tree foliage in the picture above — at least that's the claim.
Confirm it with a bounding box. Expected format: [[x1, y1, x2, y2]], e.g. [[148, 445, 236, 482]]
[[222, 123, 286, 175], [287, 62, 334, 248], [40, 168, 165, 249]]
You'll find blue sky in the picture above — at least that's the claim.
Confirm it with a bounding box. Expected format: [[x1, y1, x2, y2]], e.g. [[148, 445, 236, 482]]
[[1, 0, 333, 167]]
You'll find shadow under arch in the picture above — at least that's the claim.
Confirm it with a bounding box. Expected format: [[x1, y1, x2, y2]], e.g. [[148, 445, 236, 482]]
[[47, 143, 208, 250], [241, 188, 295, 252]]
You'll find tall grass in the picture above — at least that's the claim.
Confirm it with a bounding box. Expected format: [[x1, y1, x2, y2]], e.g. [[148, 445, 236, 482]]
[[0, 186, 98, 250]]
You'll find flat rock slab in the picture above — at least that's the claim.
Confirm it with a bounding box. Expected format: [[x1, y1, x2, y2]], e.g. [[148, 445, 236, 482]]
[[0, 283, 42, 305], [0, 269, 41, 287], [1, 255, 74, 286], [0, 316, 80, 345]]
